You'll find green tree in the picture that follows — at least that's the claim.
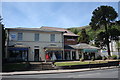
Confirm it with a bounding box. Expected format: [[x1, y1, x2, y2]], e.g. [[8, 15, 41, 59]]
[[95, 32, 106, 48], [78, 29, 89, 44], [89, 5, 118, 56], [68, 28, 79, 34], [108, 28, 120, 41]]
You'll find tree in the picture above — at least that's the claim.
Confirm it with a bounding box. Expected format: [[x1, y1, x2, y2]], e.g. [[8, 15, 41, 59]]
[[78, 29, 89, 44], [68, 28, 79, 34], [95, 32, 106, 48], [108, 28, 120, 41], [89, 5, 118, 56]]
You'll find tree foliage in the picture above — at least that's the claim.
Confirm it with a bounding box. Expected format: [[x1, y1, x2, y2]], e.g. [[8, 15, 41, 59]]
[[78, 29, 89, 44], [68, 28, 79, 34], [89, 5, 118, 56], [90, 6, 118, 30]]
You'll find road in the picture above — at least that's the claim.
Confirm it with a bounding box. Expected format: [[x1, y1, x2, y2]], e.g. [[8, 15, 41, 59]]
[[2, 68, 119, 79]]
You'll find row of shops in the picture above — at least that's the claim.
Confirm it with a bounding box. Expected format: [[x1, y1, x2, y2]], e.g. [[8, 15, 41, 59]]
[[7, 43, 100, 62]]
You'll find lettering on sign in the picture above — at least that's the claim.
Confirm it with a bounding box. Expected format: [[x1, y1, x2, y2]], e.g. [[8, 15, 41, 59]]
[[10, 34, 16, 40], [67, 39, 75, 41]]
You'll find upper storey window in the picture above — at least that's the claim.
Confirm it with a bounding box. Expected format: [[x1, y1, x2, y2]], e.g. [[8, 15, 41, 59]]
[[50, 34, 55, 42], [34, 33, 39, 41], [17, 33, 23, 41]]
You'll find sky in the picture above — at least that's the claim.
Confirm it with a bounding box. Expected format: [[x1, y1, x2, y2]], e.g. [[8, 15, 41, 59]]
[[1, 2, 119, 28]]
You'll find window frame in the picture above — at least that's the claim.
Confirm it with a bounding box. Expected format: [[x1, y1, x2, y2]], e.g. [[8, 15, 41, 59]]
[[34, 33, 39, 41], [17, 33, 23, 41], [50, 34, 55, 42]]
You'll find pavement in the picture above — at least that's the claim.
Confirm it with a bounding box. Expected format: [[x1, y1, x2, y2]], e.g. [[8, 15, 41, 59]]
[[1, 66, 119, 76]]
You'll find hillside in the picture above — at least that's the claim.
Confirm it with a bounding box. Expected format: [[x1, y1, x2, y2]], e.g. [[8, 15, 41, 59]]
[[67, 25, 90, 31], [67, 25, 120, 41]]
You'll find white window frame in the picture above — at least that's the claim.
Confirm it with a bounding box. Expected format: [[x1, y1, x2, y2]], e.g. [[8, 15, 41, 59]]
[[34, 33, 39, 41], [17, 33, 23, 41], [50, 34, 55, 42]]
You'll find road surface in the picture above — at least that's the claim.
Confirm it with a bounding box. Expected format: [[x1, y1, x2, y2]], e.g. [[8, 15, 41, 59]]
[[2, 68, 119, 79]]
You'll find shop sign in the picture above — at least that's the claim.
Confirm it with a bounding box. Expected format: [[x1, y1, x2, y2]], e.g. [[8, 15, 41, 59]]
[[67, 39, 75, 41], [10, 34, 16, 40]]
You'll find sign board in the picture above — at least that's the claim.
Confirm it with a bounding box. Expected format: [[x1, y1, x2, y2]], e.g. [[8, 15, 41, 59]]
[[67, 39, 75, 41], [10, 34, 16, 40]]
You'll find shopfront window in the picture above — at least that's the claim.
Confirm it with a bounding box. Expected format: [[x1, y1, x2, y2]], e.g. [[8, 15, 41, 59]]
[[8, 49, 28, 61], [45, 51, 63, 60]]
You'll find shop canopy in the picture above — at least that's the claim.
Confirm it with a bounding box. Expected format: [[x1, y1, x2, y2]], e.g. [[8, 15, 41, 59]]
[[8, 44, 29, 51], [69, 43, 100, 53], [8, 47, 29, 51], [82, 49, 98, 53], [44, 47, 64, 51], [64, 45, 75, 50]]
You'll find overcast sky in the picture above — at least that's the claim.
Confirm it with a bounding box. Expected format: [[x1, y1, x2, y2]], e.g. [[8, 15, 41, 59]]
[[2, 2, 118, 28]]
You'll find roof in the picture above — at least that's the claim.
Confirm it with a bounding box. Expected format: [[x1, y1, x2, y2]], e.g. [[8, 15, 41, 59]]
[[6, 27, 65, 33], [69, 43, 100, 50], [40, 26, 79, 37], [64, 45, 75, 50]]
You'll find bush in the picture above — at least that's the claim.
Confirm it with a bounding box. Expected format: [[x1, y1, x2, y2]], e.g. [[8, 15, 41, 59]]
[[80, 58, 84, 62], [96, 55, 102, 60]]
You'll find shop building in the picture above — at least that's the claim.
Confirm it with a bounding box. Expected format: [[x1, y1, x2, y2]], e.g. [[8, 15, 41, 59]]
[[41, 26, 101, 60], [5, 28, 65, 61], [5, 27, 101, 62]]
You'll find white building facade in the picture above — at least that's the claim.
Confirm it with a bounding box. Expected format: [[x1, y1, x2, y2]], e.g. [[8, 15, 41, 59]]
[[6, 28, 64, 61]]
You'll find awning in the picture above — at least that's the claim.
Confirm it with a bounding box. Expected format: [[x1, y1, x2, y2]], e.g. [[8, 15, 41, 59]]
[[69, 43, 100, 50], [44, 47, 64, 51], [64, 45, 75, 50], [82, 49, 98, 53], [8, 47, 29, 51]]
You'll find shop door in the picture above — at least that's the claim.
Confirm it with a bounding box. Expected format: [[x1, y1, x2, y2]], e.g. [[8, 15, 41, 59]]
[[34, 49, 39, 61]]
